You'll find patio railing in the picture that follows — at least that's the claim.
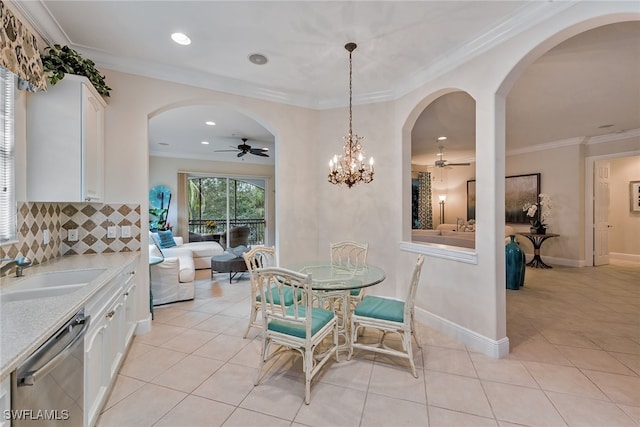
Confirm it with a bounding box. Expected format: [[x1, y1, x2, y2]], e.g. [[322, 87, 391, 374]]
[[189, 218, 265, 246]]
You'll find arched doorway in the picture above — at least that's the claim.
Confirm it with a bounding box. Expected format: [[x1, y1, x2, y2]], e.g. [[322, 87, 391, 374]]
[[147, 103, 277, 247]]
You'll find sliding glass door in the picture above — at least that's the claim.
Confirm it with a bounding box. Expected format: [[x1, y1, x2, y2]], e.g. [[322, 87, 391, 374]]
[[188, 176, 266, 245]]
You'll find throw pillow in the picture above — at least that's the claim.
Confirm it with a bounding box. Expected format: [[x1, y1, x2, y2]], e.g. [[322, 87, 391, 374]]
[[158, 230, 177, 248]]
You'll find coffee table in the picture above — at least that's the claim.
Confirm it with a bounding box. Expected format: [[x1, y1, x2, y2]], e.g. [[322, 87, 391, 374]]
[[211, 253, 248, 283]]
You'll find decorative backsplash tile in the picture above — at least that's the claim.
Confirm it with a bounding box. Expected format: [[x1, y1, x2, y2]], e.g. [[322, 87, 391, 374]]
[[0, 202, 61, 267], [60, 203, 141, 255], [0, 202, 141, 274]]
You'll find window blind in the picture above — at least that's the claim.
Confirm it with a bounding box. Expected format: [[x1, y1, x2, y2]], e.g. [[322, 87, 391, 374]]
[[0, 67, 16, 243]]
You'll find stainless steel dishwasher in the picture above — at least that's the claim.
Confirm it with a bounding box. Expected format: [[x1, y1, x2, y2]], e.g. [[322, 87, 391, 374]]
[[11, 310, 90, 427]]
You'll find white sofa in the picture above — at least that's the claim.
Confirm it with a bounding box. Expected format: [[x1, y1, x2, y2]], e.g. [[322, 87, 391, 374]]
[[149, 235, 224, 305], [412, 224, 515, 249]]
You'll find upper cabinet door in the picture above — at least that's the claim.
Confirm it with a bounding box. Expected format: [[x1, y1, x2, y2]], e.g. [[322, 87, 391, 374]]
[[27, 75, 106, 202], [83, 85, 105, 202]]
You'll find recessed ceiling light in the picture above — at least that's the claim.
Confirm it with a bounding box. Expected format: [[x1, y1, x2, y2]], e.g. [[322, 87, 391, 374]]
[[598, 124, 614, 129], [158, 142, 169, 146], [201, 141, 209, 145], [248, 53, 268, 65], [171, 32, 191, 46], [437, 136, 447, 141], [205, 121, 216, 126]]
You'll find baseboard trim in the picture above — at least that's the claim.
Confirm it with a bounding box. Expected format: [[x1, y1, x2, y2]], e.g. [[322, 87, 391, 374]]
[[415, 307, 509, 358], [135, 314, 152, 335], [610, 252, 640, 263]]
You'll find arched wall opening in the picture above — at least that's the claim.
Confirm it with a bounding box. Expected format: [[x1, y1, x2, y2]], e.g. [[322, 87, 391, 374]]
[[146, 100, 279, 250], [410, 91, 477, 249], [397, 10, 638, 358]]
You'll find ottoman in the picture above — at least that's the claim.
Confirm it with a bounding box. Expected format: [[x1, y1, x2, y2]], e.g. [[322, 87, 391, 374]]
[[211, 253, 249, 283]]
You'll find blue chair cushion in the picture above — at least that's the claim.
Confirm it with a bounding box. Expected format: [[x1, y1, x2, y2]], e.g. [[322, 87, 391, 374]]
[[157, 230, 177, 248], [256, 287, 299, 305], [268, 306, 334, 338], [354, 295, 405, 323], [350, 288, 362, 297]]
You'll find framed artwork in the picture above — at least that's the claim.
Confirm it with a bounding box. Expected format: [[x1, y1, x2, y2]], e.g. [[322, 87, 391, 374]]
[[631, 181, 640, 212], [467, 173, 540, 223]]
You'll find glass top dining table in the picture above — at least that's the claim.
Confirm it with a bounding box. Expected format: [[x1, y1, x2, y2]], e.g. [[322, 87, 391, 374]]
[[286, 262, 386, 291]]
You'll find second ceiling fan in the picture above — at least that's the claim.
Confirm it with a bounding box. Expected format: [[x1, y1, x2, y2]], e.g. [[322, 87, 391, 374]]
[[216, 138, 270, 158], [433, 145, 470, 168]]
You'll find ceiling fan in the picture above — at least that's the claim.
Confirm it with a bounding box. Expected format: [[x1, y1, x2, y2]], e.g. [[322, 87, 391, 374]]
[[433, 145, 470, 168], [215, 138, 269, 158]]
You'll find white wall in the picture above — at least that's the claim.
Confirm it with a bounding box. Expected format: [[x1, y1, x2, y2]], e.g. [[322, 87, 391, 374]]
[[506, 145, 583, 262], [149, 156, 276, 246]]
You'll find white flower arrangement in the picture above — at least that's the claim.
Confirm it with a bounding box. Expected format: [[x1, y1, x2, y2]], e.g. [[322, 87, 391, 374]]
[[523, 193, 552, 227]]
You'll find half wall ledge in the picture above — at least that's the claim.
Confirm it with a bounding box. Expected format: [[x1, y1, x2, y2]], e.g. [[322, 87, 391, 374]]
[[400, 241, 477, 264]]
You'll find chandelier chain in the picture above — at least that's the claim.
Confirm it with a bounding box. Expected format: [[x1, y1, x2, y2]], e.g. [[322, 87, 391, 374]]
[[348, 48, 353, 139], [328, 42, 374, 188]]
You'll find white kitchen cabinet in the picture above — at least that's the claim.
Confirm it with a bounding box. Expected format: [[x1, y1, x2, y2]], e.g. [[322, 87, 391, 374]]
[[84, 260, 137, 427], [27, 74, 106, 202]]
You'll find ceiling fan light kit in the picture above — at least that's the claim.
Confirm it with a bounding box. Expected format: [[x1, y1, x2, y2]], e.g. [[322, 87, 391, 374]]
[[328, 42, 374, 188]]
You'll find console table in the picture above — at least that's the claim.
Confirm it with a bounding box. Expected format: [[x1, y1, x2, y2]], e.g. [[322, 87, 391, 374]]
[[517, 233, 559, 269]]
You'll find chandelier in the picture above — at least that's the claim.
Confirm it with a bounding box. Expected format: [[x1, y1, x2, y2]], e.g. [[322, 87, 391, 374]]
[[328, 42, 374, 188]]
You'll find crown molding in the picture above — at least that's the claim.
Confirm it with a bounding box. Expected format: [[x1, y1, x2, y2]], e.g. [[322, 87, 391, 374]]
[[12, 0, 67, 46], [506, 137, 587, 157], [586, 128, 640, 145], [15, 0, 575, 110], [391, 1, 577, 101]]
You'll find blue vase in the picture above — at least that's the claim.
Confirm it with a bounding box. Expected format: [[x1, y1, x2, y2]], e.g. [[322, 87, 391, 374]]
[[506, 235, 524, 290]]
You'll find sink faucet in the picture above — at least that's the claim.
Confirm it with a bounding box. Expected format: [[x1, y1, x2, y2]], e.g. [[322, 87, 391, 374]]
[[0, 257, 32, 277]]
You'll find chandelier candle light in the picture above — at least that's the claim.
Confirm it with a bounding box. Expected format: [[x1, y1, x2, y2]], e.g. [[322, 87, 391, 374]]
[[328, 42, 374, 188]]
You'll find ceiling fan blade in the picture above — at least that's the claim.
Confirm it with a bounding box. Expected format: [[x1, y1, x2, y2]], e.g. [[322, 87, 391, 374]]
[[250, 151, 270, 157], [448, 162, 471, 166], [214, 149, 239, 152], [237, 151, 247, 158]]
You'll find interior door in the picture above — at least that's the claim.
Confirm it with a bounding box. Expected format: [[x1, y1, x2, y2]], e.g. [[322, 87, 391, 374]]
[[594, 161, 610, 266]]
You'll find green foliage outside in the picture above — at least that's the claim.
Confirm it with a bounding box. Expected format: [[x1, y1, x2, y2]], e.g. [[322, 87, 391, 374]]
[[188, 177, 265, 227]]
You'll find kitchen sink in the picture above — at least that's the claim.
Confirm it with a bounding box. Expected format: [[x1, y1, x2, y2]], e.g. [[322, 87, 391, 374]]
[[0, 268, 106, 302]]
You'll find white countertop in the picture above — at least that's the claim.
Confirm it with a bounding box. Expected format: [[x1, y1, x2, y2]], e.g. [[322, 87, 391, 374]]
[[0, 252, 140, 381]]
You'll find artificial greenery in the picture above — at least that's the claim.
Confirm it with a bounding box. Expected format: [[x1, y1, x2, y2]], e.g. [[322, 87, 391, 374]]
[[41, 44, 111, 97]]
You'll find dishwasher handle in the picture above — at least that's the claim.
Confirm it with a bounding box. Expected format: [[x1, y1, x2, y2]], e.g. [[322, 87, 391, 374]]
[[18, 314, 91, 387]]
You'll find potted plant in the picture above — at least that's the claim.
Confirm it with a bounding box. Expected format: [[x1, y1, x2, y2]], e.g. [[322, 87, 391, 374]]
[[41, 44, 111, 97], [523, 193, 552, 234]]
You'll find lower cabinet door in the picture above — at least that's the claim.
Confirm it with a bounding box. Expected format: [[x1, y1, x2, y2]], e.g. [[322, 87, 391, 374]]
[[84, 315, 107, 427], [123, 279, 137, 346], [106, 297, 125, 383]]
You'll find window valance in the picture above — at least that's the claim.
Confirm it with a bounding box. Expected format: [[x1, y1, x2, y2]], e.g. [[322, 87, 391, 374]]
[[0, 0, 46, 91]]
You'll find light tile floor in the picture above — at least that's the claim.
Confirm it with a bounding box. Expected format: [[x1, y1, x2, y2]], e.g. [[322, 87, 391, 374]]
[[98, 260, 640, 426]]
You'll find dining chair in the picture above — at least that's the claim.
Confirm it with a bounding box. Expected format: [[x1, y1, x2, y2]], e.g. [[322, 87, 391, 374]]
[[242, 245, 278, 338], [330, 240, 369, 308], [254, 267, 339, 404], [348, 255, 425, 377]]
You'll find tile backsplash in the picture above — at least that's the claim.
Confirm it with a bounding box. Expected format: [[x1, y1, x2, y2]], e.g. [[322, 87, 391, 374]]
[[0, 202, 141, 269]]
